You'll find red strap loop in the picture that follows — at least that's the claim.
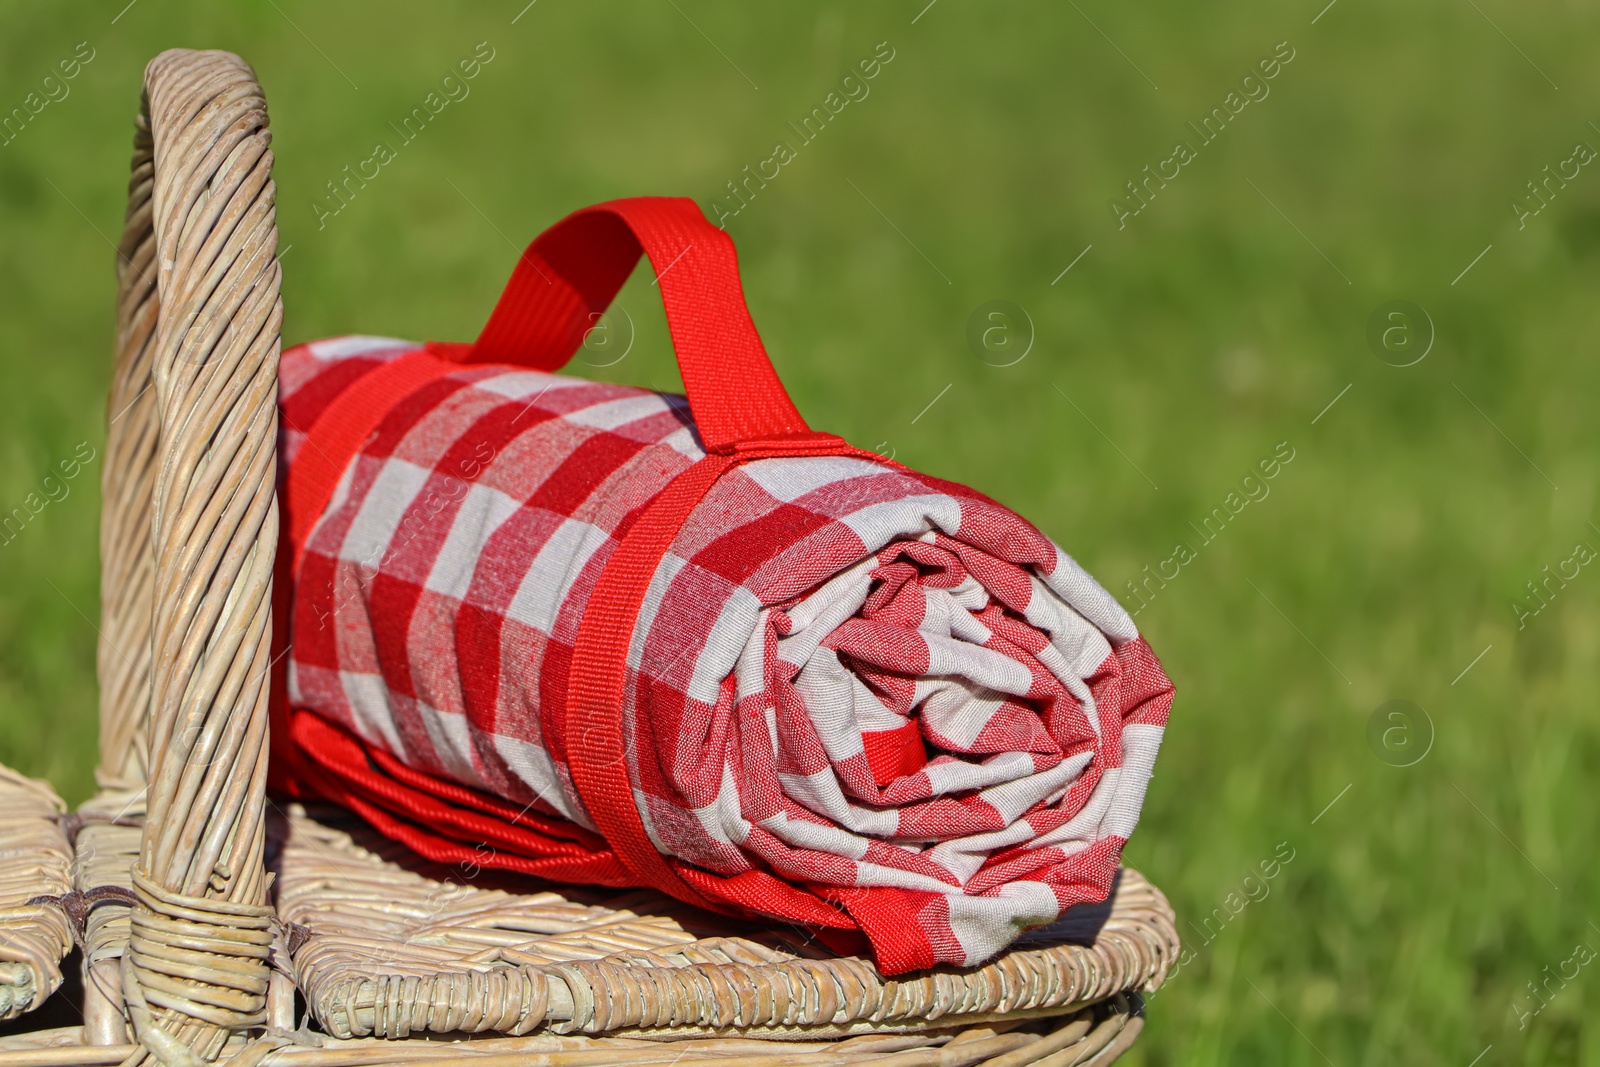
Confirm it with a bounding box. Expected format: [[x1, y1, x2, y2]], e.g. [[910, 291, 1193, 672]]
[[278, 196, 902, 939], [466, 196, 809, 454]]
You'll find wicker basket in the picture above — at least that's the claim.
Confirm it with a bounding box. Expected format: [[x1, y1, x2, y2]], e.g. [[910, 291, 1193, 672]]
[[0, 49, 1180, 1066]]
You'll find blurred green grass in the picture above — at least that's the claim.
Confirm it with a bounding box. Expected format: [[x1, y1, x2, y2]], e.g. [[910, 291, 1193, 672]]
[[2, 2, 1598, 1062]]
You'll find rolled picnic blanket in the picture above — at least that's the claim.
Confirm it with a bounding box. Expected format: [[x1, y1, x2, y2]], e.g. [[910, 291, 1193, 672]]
[[271, 198, 1173, 976]]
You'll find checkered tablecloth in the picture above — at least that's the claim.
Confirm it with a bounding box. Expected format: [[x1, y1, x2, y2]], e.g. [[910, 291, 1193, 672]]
[[276, 334, 1172, 974]]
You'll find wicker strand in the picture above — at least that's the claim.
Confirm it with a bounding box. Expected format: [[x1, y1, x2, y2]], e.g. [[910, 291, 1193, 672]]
[[114, 48, 281, 1066], [0, 1006, 1154, 1066], [73, 790, 145, 1044], [97, 107, 160, 793], [277, 809, 1177, 1043], [0, 768, 74, 1022], [126, 869, 274, 1026]]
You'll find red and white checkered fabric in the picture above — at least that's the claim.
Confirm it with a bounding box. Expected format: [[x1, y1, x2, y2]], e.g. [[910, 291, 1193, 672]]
[[278, 334, 1173, 974]]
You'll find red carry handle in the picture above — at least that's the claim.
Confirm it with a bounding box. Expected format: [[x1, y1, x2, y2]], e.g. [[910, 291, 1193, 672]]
[[464, 196, 812, 454], [465, 197, 876, 912], [275, 194, 907, 948]]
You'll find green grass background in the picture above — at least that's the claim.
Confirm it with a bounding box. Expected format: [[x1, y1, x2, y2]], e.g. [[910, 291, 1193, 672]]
[[2, 2, 1598, 1062]]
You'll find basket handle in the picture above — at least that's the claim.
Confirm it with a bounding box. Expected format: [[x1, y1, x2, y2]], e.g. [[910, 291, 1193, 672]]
[[465, 197, 812, 454], [97, 84, 160, 792], [97, 49, 282, 1061]]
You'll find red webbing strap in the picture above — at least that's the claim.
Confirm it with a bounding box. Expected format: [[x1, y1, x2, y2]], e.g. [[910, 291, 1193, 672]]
[[277, 197, 900, 938], [565, 433, 876, 914], [820, 886, 940, 975], [464, 197, 864, 908], [468, 197, 809, 454], [563, 453, 735, 911], [283, 196, 814, 571]]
